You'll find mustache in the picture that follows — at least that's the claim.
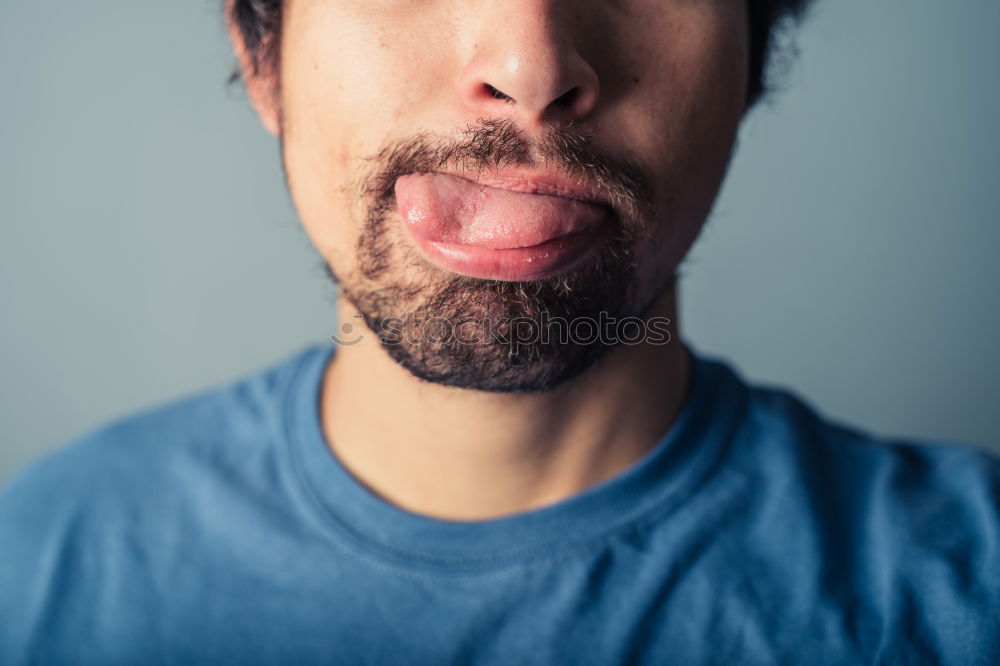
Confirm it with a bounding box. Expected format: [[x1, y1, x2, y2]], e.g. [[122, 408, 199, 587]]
[[360, 118, 654, 233]]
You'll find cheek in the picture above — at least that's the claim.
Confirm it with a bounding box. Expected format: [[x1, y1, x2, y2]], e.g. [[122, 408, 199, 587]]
[[622, 6, 749, 280], [279, 57, 360, 268], [623, 6, 748, 176], [280, 108, 359, 271], [278, 5, 451, 270]]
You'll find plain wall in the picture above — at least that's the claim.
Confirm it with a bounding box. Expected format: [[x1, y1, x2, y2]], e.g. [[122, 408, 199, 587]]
[[2, 0, 998, 482]]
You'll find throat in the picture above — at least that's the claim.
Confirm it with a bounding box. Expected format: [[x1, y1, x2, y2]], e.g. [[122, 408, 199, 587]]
[[318, 299, 691, 522]]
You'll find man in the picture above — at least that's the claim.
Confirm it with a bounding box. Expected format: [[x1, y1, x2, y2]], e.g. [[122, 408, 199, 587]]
[[1, 0, 997, 663]]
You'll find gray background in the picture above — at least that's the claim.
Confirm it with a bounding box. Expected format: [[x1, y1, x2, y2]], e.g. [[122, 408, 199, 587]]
[[2, 0, 998, 482]]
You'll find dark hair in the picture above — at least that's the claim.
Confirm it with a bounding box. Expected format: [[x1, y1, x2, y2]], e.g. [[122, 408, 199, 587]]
[[227, 0, 811, 108]]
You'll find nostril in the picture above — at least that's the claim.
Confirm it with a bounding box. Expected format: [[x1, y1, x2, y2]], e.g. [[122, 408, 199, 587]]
[[484, 83, 515, 103], [552, 87, 578, 109]]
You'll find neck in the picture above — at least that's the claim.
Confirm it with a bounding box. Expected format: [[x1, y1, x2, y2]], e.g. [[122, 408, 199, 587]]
[[320, 287, 691, 521]]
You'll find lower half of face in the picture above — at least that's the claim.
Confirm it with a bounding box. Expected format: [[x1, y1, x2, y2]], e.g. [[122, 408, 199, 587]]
[[276, 0, 749, 392]]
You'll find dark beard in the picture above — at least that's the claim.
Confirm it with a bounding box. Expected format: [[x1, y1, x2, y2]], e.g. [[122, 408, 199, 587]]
[[328, 119, 657, 393]]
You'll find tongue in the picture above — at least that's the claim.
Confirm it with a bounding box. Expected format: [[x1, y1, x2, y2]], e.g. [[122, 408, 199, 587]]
[[395, 172, 606, 250]]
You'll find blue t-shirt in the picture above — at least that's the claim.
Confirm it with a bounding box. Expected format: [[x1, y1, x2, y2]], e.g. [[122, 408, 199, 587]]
[[1, 343, 998, 665]]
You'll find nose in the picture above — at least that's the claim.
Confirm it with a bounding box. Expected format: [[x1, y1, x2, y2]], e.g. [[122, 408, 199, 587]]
[[458, 1, 601, 128]]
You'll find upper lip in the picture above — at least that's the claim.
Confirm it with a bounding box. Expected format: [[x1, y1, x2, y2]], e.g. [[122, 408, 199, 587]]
[[429, 168, 611, 208]]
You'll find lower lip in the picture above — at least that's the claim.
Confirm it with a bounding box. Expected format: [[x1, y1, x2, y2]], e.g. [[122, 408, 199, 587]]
[[406, 222, 610, 281]]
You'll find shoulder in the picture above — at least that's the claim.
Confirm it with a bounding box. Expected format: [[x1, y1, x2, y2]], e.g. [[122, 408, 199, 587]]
[[707, 357, 1000, 662], [0, 343, 330, 658], [1, 343, 326, 503], [735, 367, 999, 520], [727, 360, 1000, 541], [0, 343, 330, 516]]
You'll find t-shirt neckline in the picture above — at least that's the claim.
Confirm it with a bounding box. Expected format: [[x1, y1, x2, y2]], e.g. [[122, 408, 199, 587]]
[[284, 342, 742, 573]]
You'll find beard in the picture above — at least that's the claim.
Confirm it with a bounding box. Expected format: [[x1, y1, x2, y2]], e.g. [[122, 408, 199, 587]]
[[324, 119, 662, 393]]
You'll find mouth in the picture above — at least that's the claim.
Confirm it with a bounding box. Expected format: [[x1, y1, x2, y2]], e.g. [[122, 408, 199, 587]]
[[394, 170, 614, 281]]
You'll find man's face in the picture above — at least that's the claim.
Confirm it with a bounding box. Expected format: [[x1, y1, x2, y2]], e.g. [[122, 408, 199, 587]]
[[269, 0, 748, 391]]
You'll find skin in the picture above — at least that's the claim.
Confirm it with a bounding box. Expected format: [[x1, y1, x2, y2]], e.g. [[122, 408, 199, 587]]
[[228, 0, 749, 520]]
